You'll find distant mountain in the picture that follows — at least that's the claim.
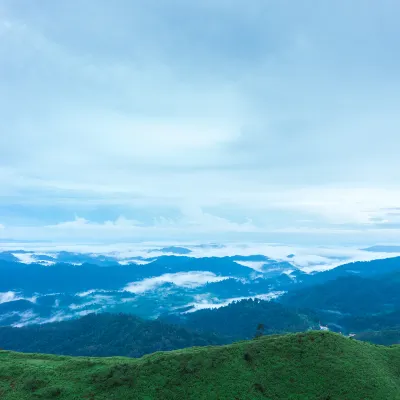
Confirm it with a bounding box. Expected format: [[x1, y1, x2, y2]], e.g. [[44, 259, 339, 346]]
[[338, 310, 400, 333], [0, 251, 125, 266], [229, 254, 270, 262], [354, 330, 400, 345], [0, 256, 283, 295], [198, 273, 302, 299], [146, 256, 263, 278], [54, 251, 121, 266], [0, 299, 49, 315], [148, 246, 192, 254], [0, 299, 53, 326], [362, 245, 400, 253], [0, 313, 224, 358], [300, 256, 400, 287], [2, 255, 398, 329], [280, 270, 400, 315], [161, 298, 319, 340], [0, 251, 20, 263], [1, 331, 399, 399]]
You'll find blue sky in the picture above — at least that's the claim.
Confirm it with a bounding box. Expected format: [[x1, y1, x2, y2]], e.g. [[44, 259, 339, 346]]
[[1, 0, 400, 244]]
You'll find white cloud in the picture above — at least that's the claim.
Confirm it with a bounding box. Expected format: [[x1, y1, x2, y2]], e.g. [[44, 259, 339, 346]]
[[0, 291, 19, 304], [11, 311, 71, 327], [77, 289, 107, 297], [10, 310, 38, 327], [0, 211, 259, 242], [124, 271, 229, 294], [1, 240, 400, 276], [48, 216, 141, 230], [69, 296, 114, 310], [1, 1, 400, 243], [234, 261, 267, 272], [0, 291, 37, 304], [184, 291, 286, 313], [12, 252, 37, 264]]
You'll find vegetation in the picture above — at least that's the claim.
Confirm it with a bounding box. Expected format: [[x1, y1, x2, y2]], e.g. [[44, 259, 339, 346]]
[[0, 331, 399, 399], [280, 271, 400, 314], [301, 257, 400, 287], [201, 274, 300, 298], [3, 300, 399, 358], [355, 330, 400, 346], [338, 310, 400, 333], [162, 298, 319, 339], [0, 313, 224, 358]]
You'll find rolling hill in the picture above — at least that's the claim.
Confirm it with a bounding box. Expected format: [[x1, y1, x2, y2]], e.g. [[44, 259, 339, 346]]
[[0, 331, 399, 399]]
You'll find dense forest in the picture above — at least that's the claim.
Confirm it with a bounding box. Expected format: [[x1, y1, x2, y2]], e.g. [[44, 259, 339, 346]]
[[354, 330, 400, 346], [161, 298, 319, 339], [280, 271, 400, 314], [0, 313, 224, 358]]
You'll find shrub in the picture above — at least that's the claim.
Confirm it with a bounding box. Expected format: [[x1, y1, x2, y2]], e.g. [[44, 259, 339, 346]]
[[23, 378, 46, 392]]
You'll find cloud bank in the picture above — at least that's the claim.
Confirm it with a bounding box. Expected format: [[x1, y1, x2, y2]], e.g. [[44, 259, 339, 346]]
[[124, 272, 229, 294], [1, 1, 400, 244]]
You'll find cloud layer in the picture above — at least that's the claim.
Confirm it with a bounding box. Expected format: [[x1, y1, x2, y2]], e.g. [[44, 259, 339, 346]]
[[1, 1, 400, 243], [124, 272, 229, 294]]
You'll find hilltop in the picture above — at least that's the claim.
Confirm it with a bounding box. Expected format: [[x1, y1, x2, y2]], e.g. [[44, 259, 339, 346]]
[[0, 331, 399, 399]]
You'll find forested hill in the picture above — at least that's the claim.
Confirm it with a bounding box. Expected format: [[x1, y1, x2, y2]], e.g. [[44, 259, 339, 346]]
[[161, 298, 319, 339], [354, 330, 400, 346], [0, 313, 224, 358], [0, 331, 399, 400], [280, 270, 400, 314]]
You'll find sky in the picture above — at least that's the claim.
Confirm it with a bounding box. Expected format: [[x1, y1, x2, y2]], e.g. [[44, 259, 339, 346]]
[[1, 0, 400, 245]]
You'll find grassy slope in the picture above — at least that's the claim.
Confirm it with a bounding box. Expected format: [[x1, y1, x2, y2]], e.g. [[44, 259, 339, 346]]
[[0, 331, 399, 400]]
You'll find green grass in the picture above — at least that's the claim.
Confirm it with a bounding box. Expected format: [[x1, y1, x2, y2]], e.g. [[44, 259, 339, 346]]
[[0, 331, 399, 399]]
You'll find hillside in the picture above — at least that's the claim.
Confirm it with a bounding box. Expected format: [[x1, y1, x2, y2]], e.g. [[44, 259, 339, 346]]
[[338, 310, 400, 333], [355, 330, 400, 346], [301, 256, 400, 286], [162, 298, 319, 339], [0, 331, 399, 399], [0, 313, 224, 358], [280, 271, 400, 315]]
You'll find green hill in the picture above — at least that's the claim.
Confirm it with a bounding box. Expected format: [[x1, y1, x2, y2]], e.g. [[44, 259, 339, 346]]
[[0, 331, 399, 400]]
